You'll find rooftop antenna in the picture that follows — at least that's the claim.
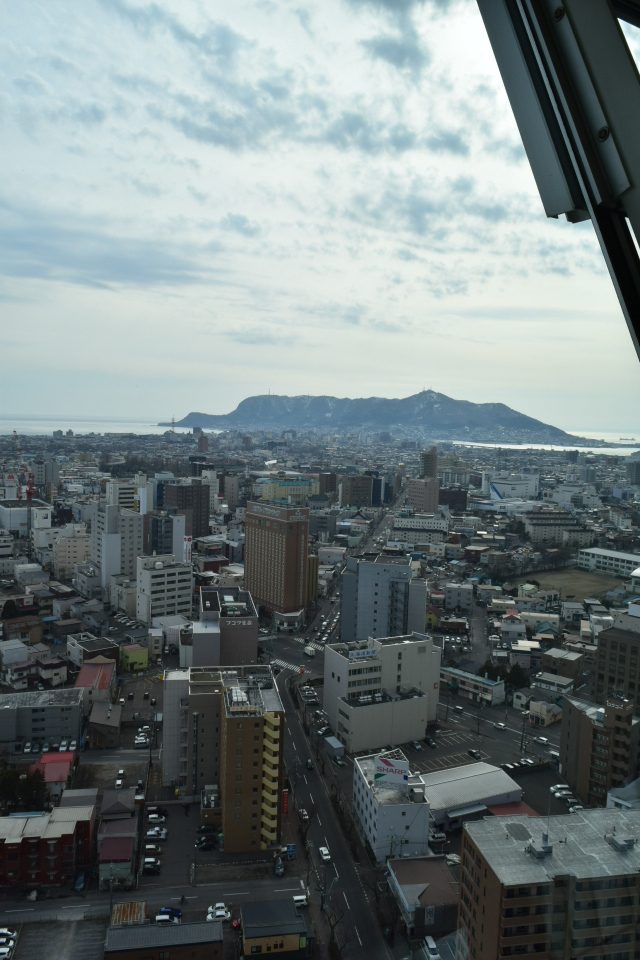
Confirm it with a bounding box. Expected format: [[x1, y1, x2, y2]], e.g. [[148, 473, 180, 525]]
[[171, 416, 175, 433]]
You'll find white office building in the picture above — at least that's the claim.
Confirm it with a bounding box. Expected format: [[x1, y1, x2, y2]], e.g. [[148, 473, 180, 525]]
[[136, 554, 193, 625], [445, 583, 473, 612], [353, 750, 431, 863], [341, 554, 427, 643], [578, 547, 640, 578], [91, 503, 143, 589], [323, 632, 440, 751]]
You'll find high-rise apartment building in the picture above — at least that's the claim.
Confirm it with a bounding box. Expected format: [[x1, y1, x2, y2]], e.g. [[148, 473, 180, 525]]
[[162, 665, 284, 852], [406, 478, 439, 514], [341, 554, 427, 643], [136, 554, 193, 624], [189, 587, 258, 667], [105, 477, 146, 511], [421, 446, 438, 479], [595, 609, 640, 713], [341, 475, 373, 507], [560, 695, 640, 807], [90, 503, 143, 588], [459, 810, 640, 960], [163, 481, 210, 538], [244, 502, 309, 616], [143, 510, 186, 559]]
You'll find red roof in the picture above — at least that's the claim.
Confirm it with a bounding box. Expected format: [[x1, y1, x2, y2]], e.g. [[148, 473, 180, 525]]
[[487, 802, 540, 818], [99, 836, 135, 863], [37, 752, 75, 765], [31, 759, 71, 783], [75, 659, 116, 691]]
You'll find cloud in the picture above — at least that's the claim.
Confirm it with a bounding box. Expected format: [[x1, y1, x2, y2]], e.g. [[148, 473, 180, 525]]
[[220, 213, 261, 237], [426, 128, 469, 156], [361, 28, 429, 76]]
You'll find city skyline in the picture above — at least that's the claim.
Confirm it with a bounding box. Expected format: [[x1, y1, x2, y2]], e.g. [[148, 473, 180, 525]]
[[2, 1, 640, 432]]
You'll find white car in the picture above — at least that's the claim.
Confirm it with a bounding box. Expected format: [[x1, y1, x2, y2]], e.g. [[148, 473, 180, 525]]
[[69, 740, 77, 752], [115, 779, 123, 789], [494, 723, 506, 730], [207, 902, 231, 922], [319, 846, 331, 863], [148, 814, 166, 824], [568, 805, 584, 813]]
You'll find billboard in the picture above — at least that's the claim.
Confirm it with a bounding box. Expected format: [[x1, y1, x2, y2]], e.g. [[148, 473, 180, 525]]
[[183, 536, 192, 564], [348, 648, 377, 661], [374, 755, 409, 785]]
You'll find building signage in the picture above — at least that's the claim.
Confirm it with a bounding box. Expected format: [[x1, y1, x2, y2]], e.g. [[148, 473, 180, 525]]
[[374, 756, 409, 784], [183, 536, 192, 564], [348, 649, 377, 661]]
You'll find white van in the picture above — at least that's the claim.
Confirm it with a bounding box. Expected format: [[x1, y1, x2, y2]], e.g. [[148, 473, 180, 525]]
[[292, 895, 308, 908], [424, 936, 441, 959]]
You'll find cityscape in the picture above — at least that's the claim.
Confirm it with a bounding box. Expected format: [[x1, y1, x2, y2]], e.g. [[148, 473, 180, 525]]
[[0, 422, 640, 960], [3, 1, 640, 960]]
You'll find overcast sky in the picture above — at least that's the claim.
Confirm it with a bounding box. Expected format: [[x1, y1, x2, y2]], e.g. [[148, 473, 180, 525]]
[[2, 0, 640, 433]]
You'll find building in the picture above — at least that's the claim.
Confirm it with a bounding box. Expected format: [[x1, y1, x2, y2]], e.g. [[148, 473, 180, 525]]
[[52, 532, 91, 580], [257, 477, 319, 506], [341, 475, 373, 507], [143, 510, 186, 559], [87, 701, 121, 749], [341, 554, 426, 643], [0, 805, 95, 889], [528, 698, 562, 727], [392, 513, 448, 541], [521, 510, 586, 544], [74, 656, 116, 716], [530, 671, 574, 698], [353, 750, 431, 862], [323, 632, 440, 750], [240, 900, 312, 960], [440, 665, 505, 706], [162, 665, 284, 851], [104, 922, 223, 960], [66, 632, 119, 667], [594, 620, 640, 712], [30, 751, 73, 801], [244, 501, 309, 619], [540, 647, 584, 681], [445, 582, 473, 612], [163, 480, 211, 538], [560, 694, 640, 807], [387, 856, 459, 941], [120, 643, 148, 672], [0, 688, 83, 752], [460, 809, 640, 960], [136, 554, 193, 625], [578, 546, 640, 577], [422, 761, 521, 828], [91, 503, 144, 587], [406, 478, 439, 514], [188, 587, 258, 667], [420, 447, 438, 479], [105, 479, 143, 511]]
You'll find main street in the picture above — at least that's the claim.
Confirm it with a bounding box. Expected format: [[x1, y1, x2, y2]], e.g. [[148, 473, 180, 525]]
[[276, 668, 389, 960]]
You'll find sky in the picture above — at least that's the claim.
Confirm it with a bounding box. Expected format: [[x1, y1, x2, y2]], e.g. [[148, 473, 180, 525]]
[[1, 0, 640, 433]]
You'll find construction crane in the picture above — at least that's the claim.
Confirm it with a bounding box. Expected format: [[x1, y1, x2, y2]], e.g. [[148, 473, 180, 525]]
[[477, 0, 640, 360]]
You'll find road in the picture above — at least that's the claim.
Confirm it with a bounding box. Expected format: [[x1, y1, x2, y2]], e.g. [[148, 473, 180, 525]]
[[276, 668, 388, 960]]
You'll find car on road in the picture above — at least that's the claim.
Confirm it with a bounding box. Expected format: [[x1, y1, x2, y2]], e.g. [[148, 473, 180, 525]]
[[453, 705, 464, 714], [208, 903, 231, 922], [135, 739, 149, 749], [334, 757, 347, 767], [155, 914, 179, 925], [319, 846, 331, 863], [128, 692, 134, 700], [159, 908, 182, 920], [146, 827, 168, 841], [425, 737, 437, 749], [468, 749, 482, 761], [148, 814, 166, 824], [411, 741, 422, 751], [118, 697, 125, 705], [535, 736, 549, 745], [144, 691, 150, 699], [429, 829, 446, 843], [151, 697, 157, 706], [494, 722, 506, 730], [307, 758, 313, 770]]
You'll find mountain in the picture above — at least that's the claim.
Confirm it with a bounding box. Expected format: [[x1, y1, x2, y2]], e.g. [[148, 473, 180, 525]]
[[160, 391, 584, 444]]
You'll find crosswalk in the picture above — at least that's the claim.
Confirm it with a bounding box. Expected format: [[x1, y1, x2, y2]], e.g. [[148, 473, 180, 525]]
[[293, 638, 324, 651], [272, 658, 302, 672]]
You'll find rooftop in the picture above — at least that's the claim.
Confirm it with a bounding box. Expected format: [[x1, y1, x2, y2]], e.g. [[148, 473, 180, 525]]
[[241, 899, 309, 940], [105, 921, 223, 953], [0, 688, 82, 709], [466, 810, 640, 884], [0, 806, 94, 842], [440, 665, 504, 686], [75, 658, 116, 691], [418, 762, 521, 814]]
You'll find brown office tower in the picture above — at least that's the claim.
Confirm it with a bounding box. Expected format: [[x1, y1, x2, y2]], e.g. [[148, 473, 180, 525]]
[[319, 472, 337, 495], [163, 480, 210, 537], [245, 502, 309, 615], [163, 665, 284, 852], [421, 446, 438, 479], [559, 694, 640, 808], [341, 475, 373, 507], [458, 810, 640, 960], [406, 477, 439, 513]]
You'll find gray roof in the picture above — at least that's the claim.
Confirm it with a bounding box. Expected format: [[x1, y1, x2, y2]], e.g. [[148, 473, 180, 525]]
[[420, 763, 521, 814], [466, 810, 640, 884], [241, 900, 309, 939], [0, 688, 82, 708], [105, 920, 223, 952]]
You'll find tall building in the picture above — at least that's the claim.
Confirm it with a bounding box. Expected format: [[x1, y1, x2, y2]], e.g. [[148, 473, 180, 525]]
[[189, 587, 258, 667], [627, 460, 640, 484], [318, 472, 337, 495], [406, 478, 439, 514], [459, 810, 640, 960], [323, 632, 441, 751], [143, 510, 186, 559], [560, 694, 640, 807], [595, 609, 640, 712], [136, 554, 193, 625], [420, 446, 438, 479], [162, 665, 284, 852], [163, 481, 210, 538], [341, 554, 426, 643], [90, 503, 143, 587], [224, 475, 240, 511], [341, 475, 373, 507], [244, 502, 309, 618], [105, 478, 146, 511]]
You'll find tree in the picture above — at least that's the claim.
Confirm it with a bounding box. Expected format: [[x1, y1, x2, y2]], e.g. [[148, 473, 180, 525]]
[[506, 664, 529, 691], [326, 904, 354, 960]]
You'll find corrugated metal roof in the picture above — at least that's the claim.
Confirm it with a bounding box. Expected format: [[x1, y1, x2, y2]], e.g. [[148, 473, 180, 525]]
[[110, 901, 147, 926], [105, 921, 222, 950], [99, 837, 135, 863], [421, 763, 520, 814], [241, 900, 308, 940]]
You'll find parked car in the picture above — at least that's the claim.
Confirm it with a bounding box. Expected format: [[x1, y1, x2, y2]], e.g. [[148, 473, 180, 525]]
[[143, 863, 160, 876], [74, 869, 86, 892], [148, 814, 166, 824], [411, 741, 422, 751], [146, 828, 168, 841], [143, 691, 150, 700], [197, 839, 215, 851], [453, 705, 464, 714], [115, 779, 123, 789], [69, 740, 77, 752], [59, 741, 68, 752], [133, 712, 141, 720], [119, 698, 125, 705], [424, 935, 442, 960], [135, 740, 149, 749], [155, 914, 179, 925], [147, 806, 168, 817], [207, 902, 231, 922], [468, 749, 482, 761], [41, 743, 49, 753], [425, 737, 437, 749], [23, 742, 32, 754], [159, 907, 182, 920], [31, 742, 40, 754], [334, 757, 347, 767], [319, 846, 331, 863]]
